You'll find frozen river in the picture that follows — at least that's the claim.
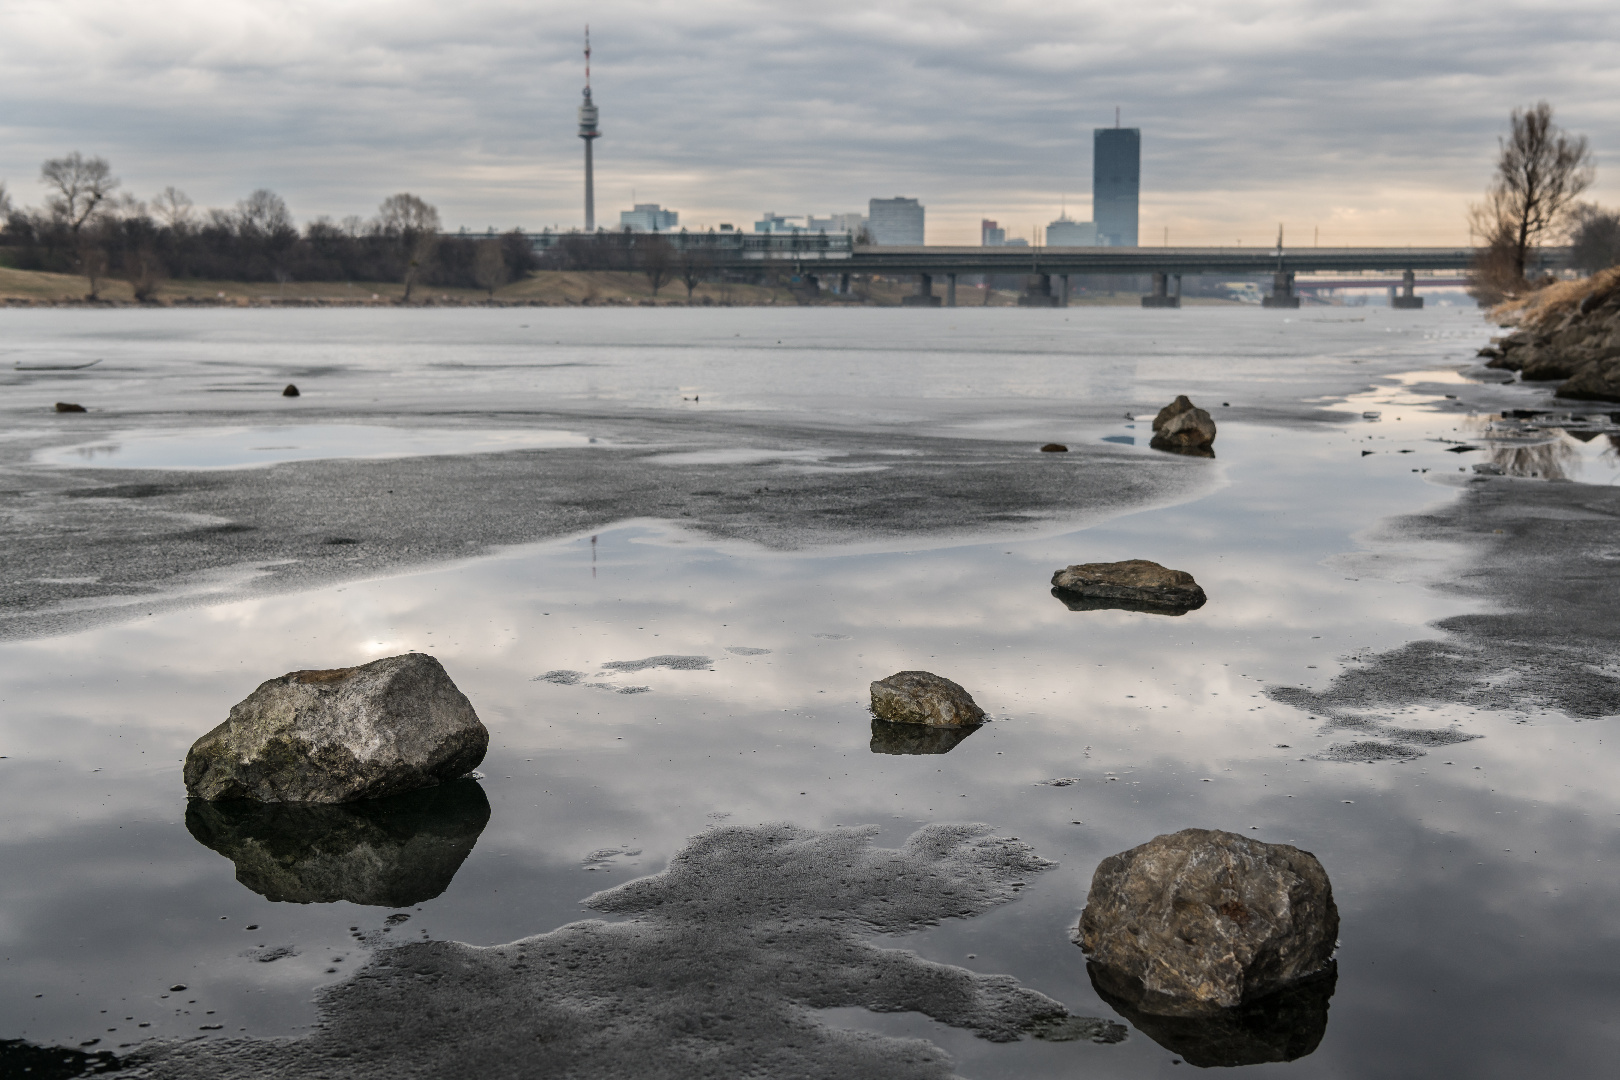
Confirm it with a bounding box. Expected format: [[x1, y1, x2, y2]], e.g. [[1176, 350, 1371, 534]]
[[1, 306, 1616, 1077]]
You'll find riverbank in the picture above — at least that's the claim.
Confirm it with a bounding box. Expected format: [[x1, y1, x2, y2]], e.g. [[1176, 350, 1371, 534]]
[[0, 265, 1216, 307]]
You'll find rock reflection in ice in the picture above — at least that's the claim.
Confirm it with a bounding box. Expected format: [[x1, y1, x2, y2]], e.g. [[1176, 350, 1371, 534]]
[[185, 779, 490, 906], [1088, 961, 1336, 1068], [869, 718, 981, 755], [1048, 588, 1203, 617]]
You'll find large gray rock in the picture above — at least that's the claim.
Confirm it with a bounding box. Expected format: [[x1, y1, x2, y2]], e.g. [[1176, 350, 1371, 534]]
[[870, 671, 986, 727], [184, 653, 488, 803], [1150, 395, 1216, 455], [1051, 559, 1206, 612], [1078, 828, 1338, 1017]]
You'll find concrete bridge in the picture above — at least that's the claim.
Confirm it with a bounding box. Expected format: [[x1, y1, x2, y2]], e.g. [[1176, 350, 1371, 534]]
[[527, 229, 1567, 309], [821, 245, 1567, 309]]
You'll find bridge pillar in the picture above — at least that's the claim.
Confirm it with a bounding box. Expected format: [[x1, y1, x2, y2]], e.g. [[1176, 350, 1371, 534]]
[[947, 273, 957, 307], [1059, 275, 1070, 306], [1017, 273, 1059, 307], [902, 272, 941, 307], [1262, 270, 1301, 309], [1391, 268, 1424, 309], [1142, 270, 1181, 308], [839, 273, 850, 295]]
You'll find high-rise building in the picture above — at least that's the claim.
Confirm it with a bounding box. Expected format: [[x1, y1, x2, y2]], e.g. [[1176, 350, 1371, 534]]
[[1045, 216, 1097, 247], [981, 219, 1006, 246], [1093, 126, 1139, 247], [619, 203, 678, 231], [867, 197, 925, 245], [578, 28, 601, 231]]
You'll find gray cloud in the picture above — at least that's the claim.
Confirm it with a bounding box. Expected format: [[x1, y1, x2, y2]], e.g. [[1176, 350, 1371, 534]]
[[2, 0, 1618, 242]]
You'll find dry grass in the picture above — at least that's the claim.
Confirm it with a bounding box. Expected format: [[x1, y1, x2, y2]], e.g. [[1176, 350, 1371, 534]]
[[1491, 266, 1620, 329], [0, 264, 1223, 308]]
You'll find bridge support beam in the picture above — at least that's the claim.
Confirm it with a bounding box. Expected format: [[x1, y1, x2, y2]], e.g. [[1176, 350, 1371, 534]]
[[839, 273, 850, 295], [1142, 270, 1181, 308], [1391, 268, 1424, 309], [1060, 275, 1070, 306], [1017, 273, 1059, 307], [901, 272, 941, 307], [1262, 270, 1301, 308], [947, 273, 957, 307]]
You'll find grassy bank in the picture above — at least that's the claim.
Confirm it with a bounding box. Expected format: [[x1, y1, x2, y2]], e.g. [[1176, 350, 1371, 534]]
[[0, 264, 1208, 308]]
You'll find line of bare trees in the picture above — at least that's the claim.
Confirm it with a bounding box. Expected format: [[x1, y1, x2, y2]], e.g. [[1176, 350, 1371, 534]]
[[0, 153, 536, 300], [543, 230, 718, 300], [1470, 102, 1620, 304]]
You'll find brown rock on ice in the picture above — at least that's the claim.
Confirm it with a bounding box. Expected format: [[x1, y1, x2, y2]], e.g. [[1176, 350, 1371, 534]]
[[54, 402, 87, 413], [184, 652, 488, 803], [282, 384, 301, 397], [1050, 559, 1206, 611], [1078, 828, 1339, 1017], [1040, 443, 1069, 452], [1150, 396, 1217, 454], [869, 671, 986, 728]]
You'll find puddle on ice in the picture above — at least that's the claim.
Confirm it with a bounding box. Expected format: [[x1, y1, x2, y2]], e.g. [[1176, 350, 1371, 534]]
[[34, 424, 594, 470], [2, 312, 1618, 1077]]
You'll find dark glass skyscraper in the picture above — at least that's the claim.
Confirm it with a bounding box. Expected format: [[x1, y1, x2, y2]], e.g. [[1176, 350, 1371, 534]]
[[1093, 127, 1140, 247]]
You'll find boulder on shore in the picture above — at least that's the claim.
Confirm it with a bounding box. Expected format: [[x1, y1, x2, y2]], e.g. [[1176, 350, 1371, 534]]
[[184, 652, 488, 803], [869, 671, 986, 727], [1051, 559, 1206, 612], [1078, 828, 1338, 1018], [1150, 395, 1217, 455]]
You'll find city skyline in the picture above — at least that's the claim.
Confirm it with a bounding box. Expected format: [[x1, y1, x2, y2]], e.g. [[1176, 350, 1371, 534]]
[[3, 1, 1619, 245]]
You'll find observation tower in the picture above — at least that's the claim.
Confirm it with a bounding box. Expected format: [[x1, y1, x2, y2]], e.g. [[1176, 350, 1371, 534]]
[[578, 27, 601, 231]]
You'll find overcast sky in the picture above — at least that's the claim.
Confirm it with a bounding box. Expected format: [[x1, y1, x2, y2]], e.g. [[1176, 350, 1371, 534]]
[[3, 0, 1619, 245]]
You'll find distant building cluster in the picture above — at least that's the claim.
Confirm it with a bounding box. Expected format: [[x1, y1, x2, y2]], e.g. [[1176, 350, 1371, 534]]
[[983, 126, 1141, 248], [619, 203, 679, 231], [980, 220, 1027, 248], [602, 126, 1139, 247]]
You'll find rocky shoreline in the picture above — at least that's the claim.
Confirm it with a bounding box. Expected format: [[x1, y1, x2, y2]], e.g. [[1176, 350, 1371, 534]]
[[1479, 267, 1620, 401]]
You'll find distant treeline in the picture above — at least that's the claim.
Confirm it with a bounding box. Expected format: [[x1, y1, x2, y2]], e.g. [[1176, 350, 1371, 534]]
[[0, 153, 538, 299]]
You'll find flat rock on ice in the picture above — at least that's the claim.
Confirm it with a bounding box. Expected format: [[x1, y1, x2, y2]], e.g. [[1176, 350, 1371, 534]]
[[1051, 559, 1207, 612], [869, 671, 986, 727]]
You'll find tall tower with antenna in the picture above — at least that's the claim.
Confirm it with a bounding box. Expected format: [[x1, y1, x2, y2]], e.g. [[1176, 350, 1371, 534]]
[[578, 26, 601, 231]]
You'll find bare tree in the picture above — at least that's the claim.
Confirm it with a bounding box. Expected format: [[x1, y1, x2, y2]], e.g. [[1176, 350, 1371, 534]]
[[678, 241, 713, 301], [1470, 102, 1594, 286], [79, 224, 111, 300], [150, 186, 194, 231], [0, 180, 12, 217], [235, 189, 293, 235], [40, 153, 120, 238], [1567, 203, 1620, 274], [638, 234, 675, 297], [377, 193, 441, 301], [473, 238, 508, 298]]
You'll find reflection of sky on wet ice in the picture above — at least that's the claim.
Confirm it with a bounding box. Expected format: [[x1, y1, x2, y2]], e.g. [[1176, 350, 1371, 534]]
[[33, 425, 594, 470], [4, 328, 1620, 1074]]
